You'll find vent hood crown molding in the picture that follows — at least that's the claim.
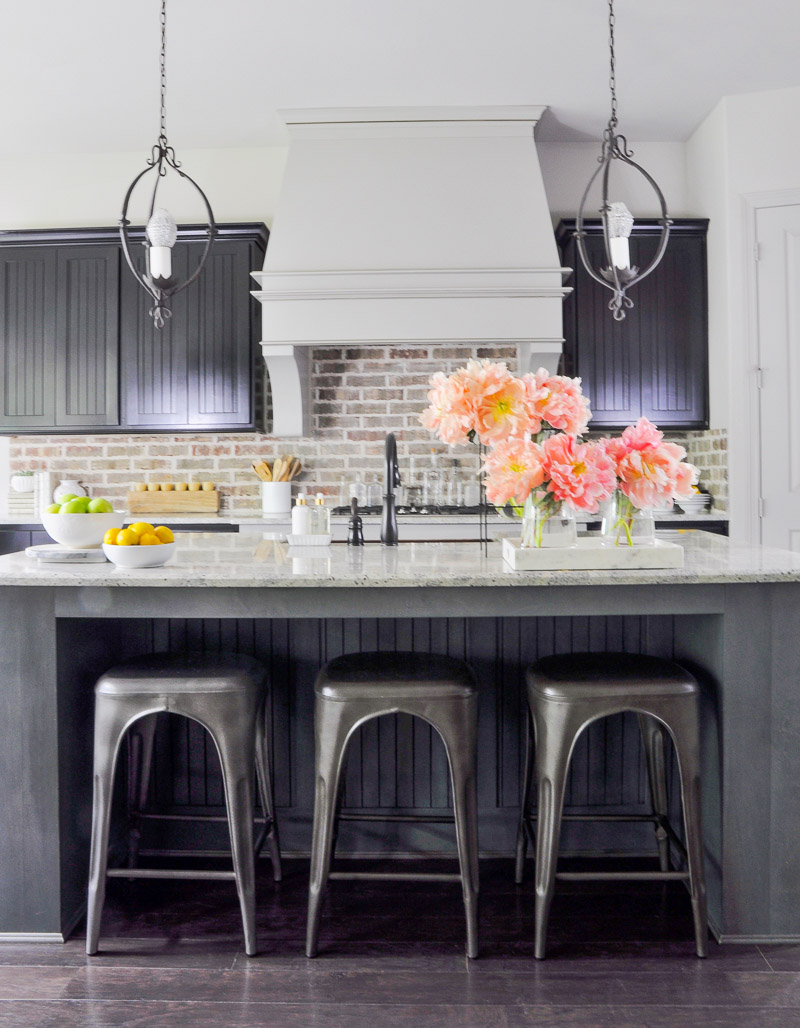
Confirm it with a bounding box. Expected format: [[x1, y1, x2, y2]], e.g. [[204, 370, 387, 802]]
[[254, 106, 571, 437]]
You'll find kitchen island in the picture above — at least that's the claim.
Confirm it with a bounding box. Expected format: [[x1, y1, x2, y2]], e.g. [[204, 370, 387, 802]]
[[2, 531, 799, 945]]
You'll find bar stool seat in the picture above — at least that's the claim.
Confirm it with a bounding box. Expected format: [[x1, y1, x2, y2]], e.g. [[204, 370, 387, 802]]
[[516, 652, 708, 959], [316, 652, 477, 700], [307, 651, 480, 959], [86, 652, 281, 957]]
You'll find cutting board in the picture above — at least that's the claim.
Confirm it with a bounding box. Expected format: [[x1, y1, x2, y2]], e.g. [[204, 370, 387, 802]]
[[126, 490, 220, 514]]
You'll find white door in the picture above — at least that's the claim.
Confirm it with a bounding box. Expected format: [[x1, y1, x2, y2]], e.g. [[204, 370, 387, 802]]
[[756, 204, 800, 550]]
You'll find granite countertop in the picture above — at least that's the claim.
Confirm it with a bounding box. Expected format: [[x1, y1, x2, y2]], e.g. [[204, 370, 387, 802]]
[[0, 530, 796, 588]]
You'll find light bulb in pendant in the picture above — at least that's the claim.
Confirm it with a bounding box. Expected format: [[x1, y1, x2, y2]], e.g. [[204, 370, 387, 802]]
[[146, 208, 178, 283], [606, 201, 634, 270]]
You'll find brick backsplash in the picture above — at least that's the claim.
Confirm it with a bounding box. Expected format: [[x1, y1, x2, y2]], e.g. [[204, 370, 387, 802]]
[[9, 346, 728, 515]]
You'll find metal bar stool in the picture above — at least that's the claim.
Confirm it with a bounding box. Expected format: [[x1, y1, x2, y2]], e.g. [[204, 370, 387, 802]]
[[515, 652, 708, 959], [86, 652, 281, 956], [306, 651, 480, 959]]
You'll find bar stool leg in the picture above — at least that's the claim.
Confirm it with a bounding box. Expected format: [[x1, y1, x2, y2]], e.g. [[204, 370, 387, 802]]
[[515, 708, 534, 885], [669, 703, 708, 958], [87, 699, 141, 956], [533, 704, 585, 960], [638, 714, 671, 872], [126, 713, 158, 869], [438, 702, 480, 959], [254, 698, 282, 883], [213, 717, 258, 957], [306, 699, 358, 958]]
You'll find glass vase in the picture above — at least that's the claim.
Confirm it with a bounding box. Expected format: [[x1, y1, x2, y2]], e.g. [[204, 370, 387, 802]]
[[602, 491, 656, 547], [521, 494, 577, 549]]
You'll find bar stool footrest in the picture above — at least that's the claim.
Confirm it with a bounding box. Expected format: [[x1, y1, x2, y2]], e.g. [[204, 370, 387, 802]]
[[106, 868, 236, 881], [556, 871, 690, 881], [328, 871, 463, 883]]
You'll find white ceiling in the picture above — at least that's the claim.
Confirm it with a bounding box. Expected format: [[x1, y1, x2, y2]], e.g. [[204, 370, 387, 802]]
[[3, 0, 800, 156]]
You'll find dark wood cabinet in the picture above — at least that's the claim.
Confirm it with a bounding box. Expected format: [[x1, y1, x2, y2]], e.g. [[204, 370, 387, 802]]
[[0, 223, 267, 433], [556, 219, 709, 430], [0, 247, 58, 429], [55, 245, 120, 427]]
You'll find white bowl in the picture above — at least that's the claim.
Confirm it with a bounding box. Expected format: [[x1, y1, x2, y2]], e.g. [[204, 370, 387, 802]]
[[102, 541, 176, 568], [41, 510, 126, 549]]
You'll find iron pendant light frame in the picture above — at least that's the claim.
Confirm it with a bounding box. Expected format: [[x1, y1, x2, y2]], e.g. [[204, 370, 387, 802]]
[[119, 0, 216, 329], [575, 0, 672, 320]]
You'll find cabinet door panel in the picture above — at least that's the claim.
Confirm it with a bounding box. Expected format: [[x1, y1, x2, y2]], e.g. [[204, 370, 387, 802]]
[[185, 241, 253, 427], [120, 248, 189, 427], [640, 235, 708, 427], [0, 248, 57, 428], [569, 234, 641, 426], [55, 246, 119, 426]]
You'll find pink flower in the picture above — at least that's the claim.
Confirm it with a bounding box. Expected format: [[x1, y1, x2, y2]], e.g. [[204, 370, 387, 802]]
[[460, 359, 536, 444], [419, 371, 472, 446], [620, 417, 664, 452], [616, 444, 699, 510], [543, 434, 617, 514], [482, 437, 546, 506], [524, 368, 592, 436]]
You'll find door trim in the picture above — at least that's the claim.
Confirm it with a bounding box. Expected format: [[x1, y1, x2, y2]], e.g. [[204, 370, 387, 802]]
[[741, 189, 800, 544]]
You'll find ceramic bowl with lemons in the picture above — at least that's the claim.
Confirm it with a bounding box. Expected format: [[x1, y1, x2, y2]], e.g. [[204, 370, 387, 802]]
[[102, 522, 176, 568], [41, 494, 125, 549]]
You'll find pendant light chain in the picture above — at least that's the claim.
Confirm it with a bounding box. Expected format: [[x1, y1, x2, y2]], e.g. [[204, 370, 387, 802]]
[[607, 0, 618, 130], [159, 0, 168, 146]]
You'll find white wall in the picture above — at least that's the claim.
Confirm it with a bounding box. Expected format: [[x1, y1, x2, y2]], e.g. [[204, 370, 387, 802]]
[[687, 84, 800, 541], [536, 141, 691, 223], [0, 147, 288, 230]]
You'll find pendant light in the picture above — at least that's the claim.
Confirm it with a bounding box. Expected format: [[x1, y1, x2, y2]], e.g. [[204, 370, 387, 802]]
[[575, 0, 671, 320], [119, 0, 216, 329]]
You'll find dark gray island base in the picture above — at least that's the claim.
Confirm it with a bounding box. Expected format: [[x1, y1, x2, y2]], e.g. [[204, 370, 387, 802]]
[[2, 533, 799, 945]]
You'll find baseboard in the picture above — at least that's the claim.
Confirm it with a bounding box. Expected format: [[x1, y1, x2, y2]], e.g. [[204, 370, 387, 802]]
[[0, 932, 66, 943]]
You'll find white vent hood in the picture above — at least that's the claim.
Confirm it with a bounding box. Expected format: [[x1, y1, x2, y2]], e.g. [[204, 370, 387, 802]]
[[252, 107, 571, 435]]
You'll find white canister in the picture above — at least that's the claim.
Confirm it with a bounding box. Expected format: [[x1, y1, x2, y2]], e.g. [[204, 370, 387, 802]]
[[261, 481, 292, 515], [54, 479, 87, 502]]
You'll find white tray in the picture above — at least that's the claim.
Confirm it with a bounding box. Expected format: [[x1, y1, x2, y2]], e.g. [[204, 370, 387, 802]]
[[286, 533, 332, 547], [26, 543, 108, 563], [502, 536, 684, 571]]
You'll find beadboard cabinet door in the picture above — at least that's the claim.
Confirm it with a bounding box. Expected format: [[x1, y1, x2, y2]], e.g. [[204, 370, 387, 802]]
[[120, 232, 264, 431], [120, 247, 190, 428], [557, 219, 709, 430], [185, 241, 255, 427], [0, 247, 57, 429], [55, 245, 119, 427]]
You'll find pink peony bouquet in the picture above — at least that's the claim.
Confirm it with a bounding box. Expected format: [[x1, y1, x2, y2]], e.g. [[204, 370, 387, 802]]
[[602, 418, 699, 545], [420, 361, 699, 547]]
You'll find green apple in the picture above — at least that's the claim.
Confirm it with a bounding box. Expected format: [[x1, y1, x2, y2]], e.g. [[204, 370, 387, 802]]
[[45, 503, 61, 514], [87, 497, 113, 513], [57, 493, 77, 503], [60, 499, 87, 513]]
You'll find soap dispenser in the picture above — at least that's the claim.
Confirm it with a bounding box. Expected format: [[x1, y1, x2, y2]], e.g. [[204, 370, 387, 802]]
[[313, 492, 331, 535], [291, 493, 311, 536]]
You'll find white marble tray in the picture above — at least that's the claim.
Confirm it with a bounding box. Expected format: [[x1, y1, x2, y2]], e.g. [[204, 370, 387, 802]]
[[502, 536, 684, 571]]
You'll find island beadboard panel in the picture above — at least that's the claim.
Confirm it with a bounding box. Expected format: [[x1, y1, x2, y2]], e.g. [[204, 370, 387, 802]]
[[9, 344, 727, 513], [71, 612, 686, 857]]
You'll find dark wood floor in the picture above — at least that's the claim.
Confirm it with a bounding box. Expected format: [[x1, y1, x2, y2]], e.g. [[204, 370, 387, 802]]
[[2, 857, 800, 1026]]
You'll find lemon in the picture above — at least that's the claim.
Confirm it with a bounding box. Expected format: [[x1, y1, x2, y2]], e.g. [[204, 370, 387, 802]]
[[129, 521, 155, 538], [154, 526, 174, 543], [115, 528, 139, 546], [103, 528, 120, 545], [139, 533, 161, 546]]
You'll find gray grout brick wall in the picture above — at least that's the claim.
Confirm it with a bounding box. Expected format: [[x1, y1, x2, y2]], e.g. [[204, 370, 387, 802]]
[[9, 346, 728, 514]]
